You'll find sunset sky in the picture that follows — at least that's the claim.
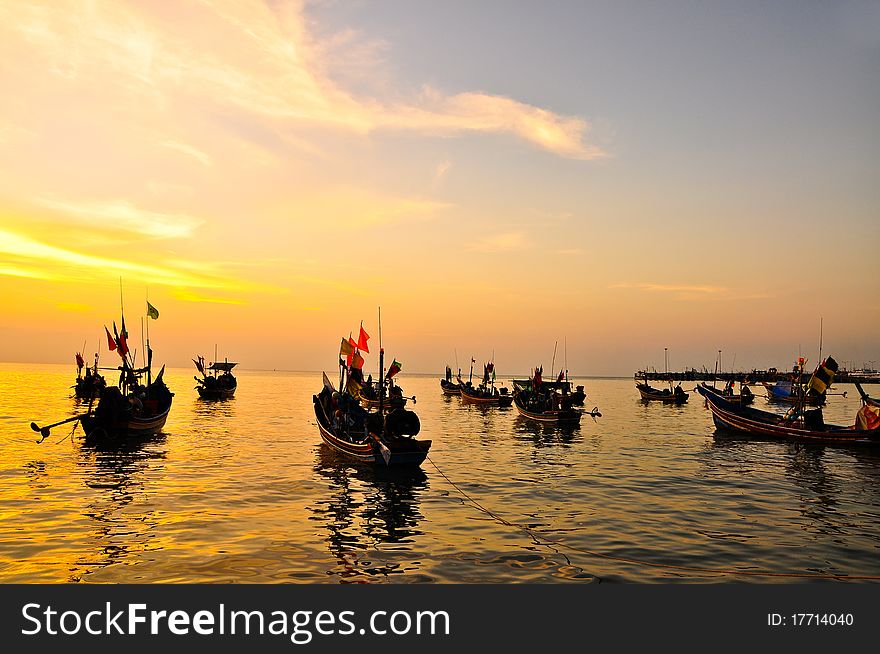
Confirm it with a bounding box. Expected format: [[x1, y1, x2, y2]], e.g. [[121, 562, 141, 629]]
[[0, 1, 877, 376]]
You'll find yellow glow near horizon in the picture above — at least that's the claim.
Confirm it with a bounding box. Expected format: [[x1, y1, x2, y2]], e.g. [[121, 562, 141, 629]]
[[0, 1, 876, 375]]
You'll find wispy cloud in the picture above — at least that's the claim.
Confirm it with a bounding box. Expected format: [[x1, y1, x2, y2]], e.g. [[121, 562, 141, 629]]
[[611, 282, 726, 294], [160, 140, 213, 166], [0, 228, 247, 290], [172, 289, 246, 305], [35, 197, 203, 239], [289, 190, 453, 228], [0, 1, 604, 160], [610, 282, 771, 302], [467, 231, 529, 253], [433, 160, 452, 185]]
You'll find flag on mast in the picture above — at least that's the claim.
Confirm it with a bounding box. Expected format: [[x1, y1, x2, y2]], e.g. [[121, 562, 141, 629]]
[[146, 301, 159, 320], [357, 323, 370, 353], [386, 359, 402, 379], [105, 326, 117, 352]]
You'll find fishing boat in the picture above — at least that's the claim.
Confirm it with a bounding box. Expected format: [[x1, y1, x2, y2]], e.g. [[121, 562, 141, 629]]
[[512, 367, 600, 424], [314, 324, 430, 466], [697, 383, 880, 446], [636, 348, 689, 403], [762, 379, 825, 406], [460, 382, 513, 407], [511, 377, 587, 405], [636, 378, 689, 403], [698, 381, 754, 405], [33, 309, 172, 443], [439, 365, 461, 395], [194, 354, 238, 400], [80, 365, 173, 440], [358, 377, 410, 410], [458, 360, 513, 407], [763, 356, 841, 406], [73, 351, 105, 400]]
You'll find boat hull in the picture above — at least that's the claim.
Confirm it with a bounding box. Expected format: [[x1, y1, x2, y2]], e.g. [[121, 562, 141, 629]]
[[197, 385, 237, 400], [698, 383, 754, 405], [513, 394, 581, 424], [636, 383, 689, 403], [80, 402, 172, 439], [314, 395, 430, 466], [698, 385, 880, 446], [439, 379, 461, 395], [460, 386, 512, 407]]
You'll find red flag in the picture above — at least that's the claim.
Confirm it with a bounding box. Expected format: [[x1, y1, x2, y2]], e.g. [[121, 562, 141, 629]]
[[117, 331, 129, 357], [113, 321, 129, 357], [105, 326, 117, 352], [557, 369, 565, 382], [347, 335, 358, 366], [358, 324, 370, 353], [75, 352, 85, 369]]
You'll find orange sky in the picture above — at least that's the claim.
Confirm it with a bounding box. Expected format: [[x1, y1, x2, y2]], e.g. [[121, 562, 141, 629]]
[[0, 1, 877, 375]]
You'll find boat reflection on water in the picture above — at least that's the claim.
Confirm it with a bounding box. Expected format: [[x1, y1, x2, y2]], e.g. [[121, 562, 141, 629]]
[[311, 447, 430, 582], [71, 434, 167, 581], [512, 415, 582, 448]]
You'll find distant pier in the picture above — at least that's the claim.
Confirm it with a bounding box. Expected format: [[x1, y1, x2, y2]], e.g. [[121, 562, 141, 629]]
[[635, 369, 880, 384]]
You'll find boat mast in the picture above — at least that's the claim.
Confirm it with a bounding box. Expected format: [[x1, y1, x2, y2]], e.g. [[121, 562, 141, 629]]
[[665, 347, 670, 390], [551, 340, 558, 379], [145, 287, 151, 386], [377, 306, 384, 427]]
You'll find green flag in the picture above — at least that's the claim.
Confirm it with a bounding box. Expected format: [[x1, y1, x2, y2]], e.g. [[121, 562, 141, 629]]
[[146, 301, 159, 320]]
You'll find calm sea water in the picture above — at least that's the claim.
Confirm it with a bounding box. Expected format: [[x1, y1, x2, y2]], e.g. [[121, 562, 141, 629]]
[[1, 363, 879, 583]]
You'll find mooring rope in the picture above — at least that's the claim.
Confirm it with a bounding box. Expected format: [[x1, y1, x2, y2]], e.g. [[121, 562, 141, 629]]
[[426, 455, 880, 581]]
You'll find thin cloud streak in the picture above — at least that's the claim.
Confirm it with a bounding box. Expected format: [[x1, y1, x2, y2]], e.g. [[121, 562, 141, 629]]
[[467, 231, 529, 253], [0, 0, 604, 159], [0, 228, 250, 290], [35, 197, 204, 240], [611, 283, 726, 294], [160, 140, 213, 166]]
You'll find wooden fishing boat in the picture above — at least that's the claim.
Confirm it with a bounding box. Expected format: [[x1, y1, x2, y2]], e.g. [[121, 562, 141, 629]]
[[439, 365, 460, 395], [511, 378, 586, 405], [316, 320, 429, 466], [456, 360, 513, 406], [358, 380, 409, 410], [697, 384, 880, 446], [699, 382, 754, 405], [313, 389, 430, 466], [512, 390, 583, 424], [72, 352, 106, 399], [636, 380, 689, 403], [762, 380, 824, 406], [194, 356, 238, 400], [79, 365, 173, 440], [459, 382, 513, 407], [637, 349, 688, 403], [33, 296, 173, 444]]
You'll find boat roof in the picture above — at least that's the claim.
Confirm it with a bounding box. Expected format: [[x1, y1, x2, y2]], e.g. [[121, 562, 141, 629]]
[[209, 362, 238, 371]]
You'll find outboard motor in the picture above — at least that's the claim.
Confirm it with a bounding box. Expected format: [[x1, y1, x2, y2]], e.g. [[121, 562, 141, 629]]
[[384, 408, 421, 437]]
